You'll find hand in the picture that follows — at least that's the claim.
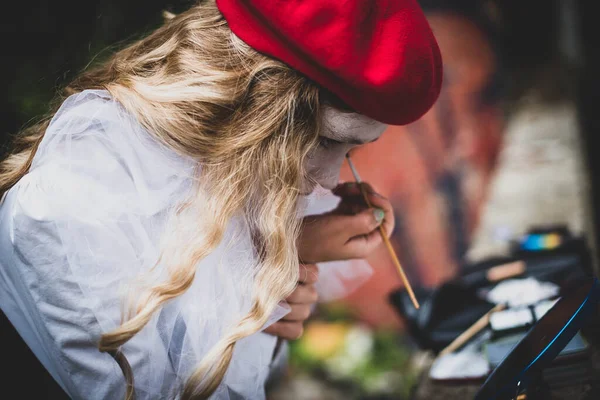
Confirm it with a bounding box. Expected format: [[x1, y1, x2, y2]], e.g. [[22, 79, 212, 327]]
[[298, 182, 395, 264], [264, 263, 319, 340]]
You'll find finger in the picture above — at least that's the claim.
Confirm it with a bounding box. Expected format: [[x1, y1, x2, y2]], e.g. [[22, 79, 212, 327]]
[[332, 182, 360, 197], [263, 321, 304, 341], [281, 303, 312, 321], [362, 188, 395, 236], [344, 228, 384, 259], [331, 207, 384, 238], [298, 264, 319, 285], [335, 195, 369, 215], [333, 184, 393, 233], [341, 181, 394, 236], [332, 182, 386, 201], [287, 283, 318, 304], [335, 201, 362, 215]]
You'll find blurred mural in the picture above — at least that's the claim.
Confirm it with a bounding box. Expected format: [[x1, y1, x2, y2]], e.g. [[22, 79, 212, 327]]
[[326, 0, 592, 332], [335, 3, 505, 329]]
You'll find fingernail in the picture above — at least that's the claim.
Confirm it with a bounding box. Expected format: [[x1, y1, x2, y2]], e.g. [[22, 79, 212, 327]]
[[373, 208, 385, 224]]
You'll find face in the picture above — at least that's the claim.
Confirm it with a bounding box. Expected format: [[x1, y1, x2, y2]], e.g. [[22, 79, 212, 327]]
[[303, 107, 388, 194]]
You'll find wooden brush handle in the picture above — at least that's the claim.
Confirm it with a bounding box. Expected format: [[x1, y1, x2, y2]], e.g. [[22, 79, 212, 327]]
[[358, 183, 419, 309], [438, 303, 506, 357]]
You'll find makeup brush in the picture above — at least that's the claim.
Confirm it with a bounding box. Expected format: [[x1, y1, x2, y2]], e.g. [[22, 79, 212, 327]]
[[346, 153, 420, 309]]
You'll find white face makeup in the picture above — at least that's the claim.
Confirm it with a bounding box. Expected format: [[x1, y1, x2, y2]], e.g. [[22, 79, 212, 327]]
[[303, 107, 388, 194]]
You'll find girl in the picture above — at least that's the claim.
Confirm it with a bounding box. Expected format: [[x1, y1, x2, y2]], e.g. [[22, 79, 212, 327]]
[[0, 0, 441, 399]]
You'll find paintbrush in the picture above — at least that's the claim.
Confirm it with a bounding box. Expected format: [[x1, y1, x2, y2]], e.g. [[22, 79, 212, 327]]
[[438, 303, 506, 357], [346, 153, 420, 309]]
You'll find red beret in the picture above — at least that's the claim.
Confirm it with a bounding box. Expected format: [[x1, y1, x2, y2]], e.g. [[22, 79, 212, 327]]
[[216, 0, 443, 125]]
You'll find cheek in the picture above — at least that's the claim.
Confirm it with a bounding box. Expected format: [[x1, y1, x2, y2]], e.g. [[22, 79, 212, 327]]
[[304, 147, 349, 189]]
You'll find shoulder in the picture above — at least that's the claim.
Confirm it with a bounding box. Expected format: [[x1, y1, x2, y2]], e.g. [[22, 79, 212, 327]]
[[15, 90, 197, 222]]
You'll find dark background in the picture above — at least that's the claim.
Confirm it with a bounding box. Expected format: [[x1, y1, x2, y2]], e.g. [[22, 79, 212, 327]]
[[0, 0, 599, 397], [0, 0, 582, 139]]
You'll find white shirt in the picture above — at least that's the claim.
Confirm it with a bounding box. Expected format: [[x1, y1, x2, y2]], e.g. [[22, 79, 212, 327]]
[[0, 90, 371, 399]]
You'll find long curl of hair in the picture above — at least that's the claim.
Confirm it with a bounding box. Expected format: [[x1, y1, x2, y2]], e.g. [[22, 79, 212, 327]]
[[0, 1, 334, 398]]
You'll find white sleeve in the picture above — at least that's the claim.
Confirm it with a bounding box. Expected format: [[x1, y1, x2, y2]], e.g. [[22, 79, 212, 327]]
[[5, 96, 202, 397], [10, 179, 137, 398], [2, 90, 290, 400], [8, 147, 165, 399]]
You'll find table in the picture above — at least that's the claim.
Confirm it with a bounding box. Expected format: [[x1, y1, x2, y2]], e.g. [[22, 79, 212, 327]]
[[411, 318, 600, 400]]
